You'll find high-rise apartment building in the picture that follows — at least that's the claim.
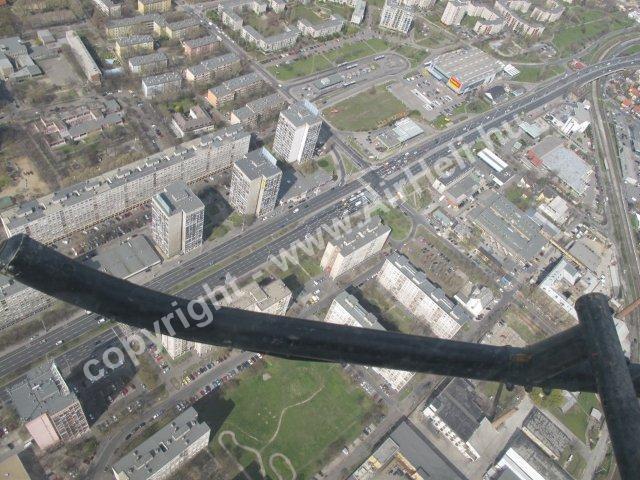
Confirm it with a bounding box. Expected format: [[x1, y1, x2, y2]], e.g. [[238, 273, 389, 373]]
[[320, 215, 390, 279], [112, 407, 210, 480], [151, 181, 204, 257], [273, 100, 322, 164], [229, 147, 282, 217], [441, 0, 468, 24], [377, 253, 470, 339], [379, 0, 414, 33], [8, 362, 90, 450], [325, 292, 414, 391]]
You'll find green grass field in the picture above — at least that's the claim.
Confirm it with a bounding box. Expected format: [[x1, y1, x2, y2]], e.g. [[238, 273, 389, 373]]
[[323, 84, 407, 131], [394, 45, 428, 67], [205, 358, 376, 479], [514, 64, 565, 83], [324, 39, 389, 64], [269, 55, 333, 81], [373, 206, 412, 240]]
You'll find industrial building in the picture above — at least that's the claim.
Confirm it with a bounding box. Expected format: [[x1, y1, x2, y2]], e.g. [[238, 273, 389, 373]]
[[8, 362, 90, 450], [377, 253, 470, 339], [151, 181, 204, 257], [273, 100, 322, 164], [352, 420, 467, 479], [65, 31, 102, 85], [142, 71, 182, 98], [469, 192, 547, 262], [375, 117, 424, 149], [1, 126, 250, 244], [229, 147, 282, 217], [325, 292, 415, 391], [423, 378, 489, 461], [379, 0, 415, 33], [426, 47, 502, 94], [320, 215, 390, 279], [527, 136, 593, 195], [112, 408, 210, 480], [206, 72, 264, 108]]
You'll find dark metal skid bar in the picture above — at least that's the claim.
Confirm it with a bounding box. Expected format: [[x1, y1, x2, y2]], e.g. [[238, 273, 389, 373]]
[[1, 234, 639, 477]]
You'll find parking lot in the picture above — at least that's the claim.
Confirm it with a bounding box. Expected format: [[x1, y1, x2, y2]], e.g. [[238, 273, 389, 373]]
[[389, 73, 463, 122]]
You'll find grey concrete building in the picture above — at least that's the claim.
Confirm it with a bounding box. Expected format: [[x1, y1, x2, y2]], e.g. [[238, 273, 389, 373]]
[[229, 147, 282, 217], [112, 407, 210, 480], [379, 0, 414, 33], [151, 181, 204, 257], [273, 100, 322, 164], [142, 71, 182, 98]]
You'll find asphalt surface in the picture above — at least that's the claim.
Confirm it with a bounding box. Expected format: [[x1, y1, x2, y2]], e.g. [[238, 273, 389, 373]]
[[1, 54, 638, 383]]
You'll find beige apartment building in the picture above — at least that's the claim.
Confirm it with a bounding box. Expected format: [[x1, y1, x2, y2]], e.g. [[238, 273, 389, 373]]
[[320, 215, 390, 279]]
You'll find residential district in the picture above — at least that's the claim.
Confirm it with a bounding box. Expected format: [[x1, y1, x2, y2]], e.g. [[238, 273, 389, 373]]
[[0, 0, 637, 478]]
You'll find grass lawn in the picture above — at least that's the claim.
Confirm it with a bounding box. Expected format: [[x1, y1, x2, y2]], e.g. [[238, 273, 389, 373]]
[[403, 176, 432, 210], [431, 114, 450, 130], [323, 85, 407, 131], [317, 155, 337, 176], [372, 206, 412, 241], [269, 55, 332, 81], [324, 39, 389, 64], [550, 6, 632, 56], [513, 64, 565, 83], [243, 10, 285, 36], [452, 98, 489, 117], [342, 155, 358, 175], [394, 45, 428, 67], [531, 388, 597, 443], [205, 358, 376, 479]]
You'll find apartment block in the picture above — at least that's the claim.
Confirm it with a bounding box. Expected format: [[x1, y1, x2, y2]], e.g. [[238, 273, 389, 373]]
[[1, 126, 250, 244], [297, 15, 344, 38], [182, 35, 219, 58], [229, 92, 287, 130], [171, 105, 215, 138], [220, 278, 292, 315], [165, 17, 201, 39], [112, 408, 209, 480], [65, 31, 102, 85], [92, 0, 122, 17], [379, 0, 414, 33], [8, 362, 89, 450], [105, 14, 163, 37], [320, 215, 390, 279], [138, 0, 171, 14], [377, 253, 470, 338], [142, 71, 182, 97], [0, 274, 52, 330], [229, 147, 282, 217], [273, 99, 322, 164], [206, 72, 264, 108], [115, 35, 155, 58], [240, 26, 299, 52], [151, 181, 204, 257], [161, 335, 211, 358], [128, 51, 168, 74], [183, 52, 241, 84], [325, 292, 414, 391], [441, 0, 468, 24]]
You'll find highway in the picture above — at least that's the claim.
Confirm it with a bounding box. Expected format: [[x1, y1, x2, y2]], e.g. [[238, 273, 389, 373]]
[[0, 54, 639, 383]]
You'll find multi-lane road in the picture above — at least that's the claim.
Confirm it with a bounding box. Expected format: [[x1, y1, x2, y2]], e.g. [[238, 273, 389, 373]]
[[1, 53, 639, 384]]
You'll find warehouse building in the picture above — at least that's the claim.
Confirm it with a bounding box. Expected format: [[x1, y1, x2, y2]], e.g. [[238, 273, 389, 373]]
[[426, 47, 502, 94]]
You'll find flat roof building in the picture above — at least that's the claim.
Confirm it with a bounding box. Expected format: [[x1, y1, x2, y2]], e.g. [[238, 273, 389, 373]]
[[426, 47, 502, 94], [321, 215, 390, 279], [273, 100, 322, 164], [151, 181, 204, 257], [325, 292, 414, 390], [206, 72, 264, 108], [378, 253, 470, 339], [171, 105, 215, 138], [379, 0, 414, 33], [85, 235, 161, 279], [112, 407, 210, 480], [229, 92, 288, 130], [184, 52, 241, 84], [229, 147, 282, 217], [65, 30, 102, 85], [115, 35, 155, 58], [128, 51, 168, 74], [8, 362, 89, 450], [182, 35, 219, 57], [142, 71, 182, 98]]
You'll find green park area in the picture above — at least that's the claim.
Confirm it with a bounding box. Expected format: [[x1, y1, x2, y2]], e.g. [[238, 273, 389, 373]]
[[514, 64, 565, 83], [324, 39, 389, 64], [269, 55, 333, 81], [323, 84, 407, 131], [394, 45, 429, 67], [549, 6, 632, 57], [204, 358, 377, 479], [372, 205, 412, 241]]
